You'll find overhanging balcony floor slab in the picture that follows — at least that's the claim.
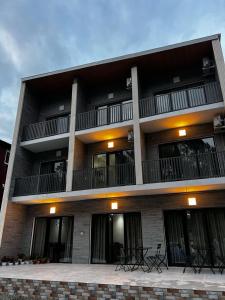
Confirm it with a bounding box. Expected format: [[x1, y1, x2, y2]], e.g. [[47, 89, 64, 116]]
[[20, 133, 69, 153], [140, 102, 225, 133], [11, 177, 225, 204], [75, 120, 133, 143]]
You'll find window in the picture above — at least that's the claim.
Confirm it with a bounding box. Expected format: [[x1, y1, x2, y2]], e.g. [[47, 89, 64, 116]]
[[4, 150, 10, 165]]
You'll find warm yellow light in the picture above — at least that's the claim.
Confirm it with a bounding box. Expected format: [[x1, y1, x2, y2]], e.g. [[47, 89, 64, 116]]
[[179, 129, 186, 137], [108, 141, 114, 148], [111, 202, 118, 210], [188, 197, 197, 206], [50, 207, 56, 214]]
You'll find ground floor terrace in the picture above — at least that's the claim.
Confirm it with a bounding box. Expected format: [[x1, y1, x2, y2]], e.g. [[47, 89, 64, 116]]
[[0, 264, 224, 299]]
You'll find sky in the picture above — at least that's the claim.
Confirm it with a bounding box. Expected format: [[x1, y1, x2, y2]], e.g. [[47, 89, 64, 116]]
[[1, 0, 225, 143]]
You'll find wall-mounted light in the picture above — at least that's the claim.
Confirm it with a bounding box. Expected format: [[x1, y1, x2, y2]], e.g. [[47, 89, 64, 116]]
[[50, 207, 56, 214], [111, 202, 118, 210], [188, 197, 197, 206], [179, 129, 186, 137], [108, 141, 114, 149]]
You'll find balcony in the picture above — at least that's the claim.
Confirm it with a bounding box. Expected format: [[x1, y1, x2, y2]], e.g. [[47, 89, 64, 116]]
[[142, 151, 225, 184], [76, 101, 133, 131], [72, 162, 135, 190], [13, 172, 66, 196], [139, 81, 222, 119], [22, 116, 70, 142]]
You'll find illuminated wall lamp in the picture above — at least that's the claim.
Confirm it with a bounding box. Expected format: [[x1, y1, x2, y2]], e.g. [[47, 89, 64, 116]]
[[111, 202, 118, 210], [50, 207, 56, 214], [188, 197, 197, 206], [108, 141, 114, 148], [179, 129, 186, 137]]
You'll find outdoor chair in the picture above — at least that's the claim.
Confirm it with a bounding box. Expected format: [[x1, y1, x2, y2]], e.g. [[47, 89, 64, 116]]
[[146, 243, 163, 273], [177, 244, 197, 274], [115, 247, 132, 272], [216, 254, 225, 274]]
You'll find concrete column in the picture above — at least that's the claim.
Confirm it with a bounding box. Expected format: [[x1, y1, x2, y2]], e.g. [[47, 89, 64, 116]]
[[0, 82, 26, 246], [66, 79, 78, 192], [212, 38, 225, 104], [131, 66, 143, 184]]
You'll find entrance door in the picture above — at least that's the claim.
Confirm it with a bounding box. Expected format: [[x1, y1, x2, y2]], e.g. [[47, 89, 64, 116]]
[[93, 150, 134, 187], [91, 212, 142, 264], [164, 208, 225, 266], [31, 216, 73, 263]]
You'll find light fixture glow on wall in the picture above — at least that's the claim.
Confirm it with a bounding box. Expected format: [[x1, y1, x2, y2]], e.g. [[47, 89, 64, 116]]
[[179, 129, 186, 137], [111, 202, 118, 210], [50, 207, 56, 214], [108, 141, 114, 148], [188, 197, 197, 206]]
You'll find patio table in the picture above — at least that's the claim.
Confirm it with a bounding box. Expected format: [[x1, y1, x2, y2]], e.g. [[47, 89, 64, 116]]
[[129, 247, 152, 272], [193, 247, 215, 274]]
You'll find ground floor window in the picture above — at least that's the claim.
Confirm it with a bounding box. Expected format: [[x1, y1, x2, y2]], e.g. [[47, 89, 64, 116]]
[[164, 208, 225, 266], [31, 216, 73, 263], [91, 212, 142, 264]]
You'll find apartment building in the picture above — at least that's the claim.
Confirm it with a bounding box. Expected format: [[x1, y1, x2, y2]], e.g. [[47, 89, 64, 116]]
[[0, 140, 10, 207], [0, 34, 225, 265]]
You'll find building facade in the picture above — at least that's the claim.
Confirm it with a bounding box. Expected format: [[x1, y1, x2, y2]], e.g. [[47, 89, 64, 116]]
[[0, 34, 225, 265], [0, 140, 10, 208]]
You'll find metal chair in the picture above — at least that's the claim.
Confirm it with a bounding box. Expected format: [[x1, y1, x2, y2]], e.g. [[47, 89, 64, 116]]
[[115, 247, 132, 272], [216, 254, 225, 274], [146, 243, 163, 273]]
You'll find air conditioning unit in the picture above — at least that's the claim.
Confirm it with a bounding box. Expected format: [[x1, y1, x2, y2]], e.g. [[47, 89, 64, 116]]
[[202, 57, 215, 76], [126, 77, 132, 90], [214, 115, 225, 132]]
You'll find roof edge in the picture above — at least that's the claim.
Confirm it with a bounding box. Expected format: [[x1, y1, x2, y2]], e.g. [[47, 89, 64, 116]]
[[22, 33, 221, 82]]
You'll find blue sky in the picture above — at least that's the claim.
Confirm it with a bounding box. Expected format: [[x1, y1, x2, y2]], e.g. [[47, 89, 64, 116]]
[[1, 0, 225, 143]]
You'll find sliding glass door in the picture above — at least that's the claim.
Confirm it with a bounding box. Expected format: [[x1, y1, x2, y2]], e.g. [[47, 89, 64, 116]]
[[91, 213, 142, 264], [32, 216, 73, 263], [164, 208, 225, 266]]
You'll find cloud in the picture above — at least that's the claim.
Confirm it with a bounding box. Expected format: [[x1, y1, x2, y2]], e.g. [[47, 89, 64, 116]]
[[0, 0, 225, 143]]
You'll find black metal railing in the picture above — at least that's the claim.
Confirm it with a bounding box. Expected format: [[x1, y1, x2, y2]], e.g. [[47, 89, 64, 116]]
[[14, 172, 66, 196], [73, 163, 135, 190], [22, 116, 70, 141], [143, 151, 225, 184], [139, 81, 222, 118], [76, 101, 133, 131]]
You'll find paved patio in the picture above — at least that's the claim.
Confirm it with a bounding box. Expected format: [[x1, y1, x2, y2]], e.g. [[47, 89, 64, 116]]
[[0, 264, 224, 291]]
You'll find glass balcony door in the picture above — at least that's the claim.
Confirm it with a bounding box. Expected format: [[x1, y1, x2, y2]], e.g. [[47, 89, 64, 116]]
[[31, 216, 73, 263], [158, 137, 219, 181]]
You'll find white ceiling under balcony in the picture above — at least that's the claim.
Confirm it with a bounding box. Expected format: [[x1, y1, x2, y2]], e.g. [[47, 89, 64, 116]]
[[20, 133, 69, 153], [140, 102, 225, 133], [75, 120, 133, 143]]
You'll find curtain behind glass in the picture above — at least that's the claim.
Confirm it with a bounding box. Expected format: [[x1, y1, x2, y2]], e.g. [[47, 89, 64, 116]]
[[32, 218, 47, 258], [206, 209, 225, 262], [164, 211, 186, 264], [60, 217, 73, 263], [124, 213, 143, 263], [91, 215, 108, 263]]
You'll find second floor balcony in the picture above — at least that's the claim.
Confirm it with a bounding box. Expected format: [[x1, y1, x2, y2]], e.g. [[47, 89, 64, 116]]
[[139, 81, 222, 119], [22, 115, 70, 142], [142, 150, 225, 184], [14, 172, 66, 197], [72, 162, 135, 190], [76, 101, 133, 131]]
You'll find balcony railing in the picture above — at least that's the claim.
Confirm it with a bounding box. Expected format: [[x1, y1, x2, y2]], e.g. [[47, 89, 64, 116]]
[[73, 163, 135, 190], [76, 101, 133, 131], [14, 172, 66, 196], [22, 116, 70, 141], [139, 81, 222, 118], [143, 151, 225, 184]]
